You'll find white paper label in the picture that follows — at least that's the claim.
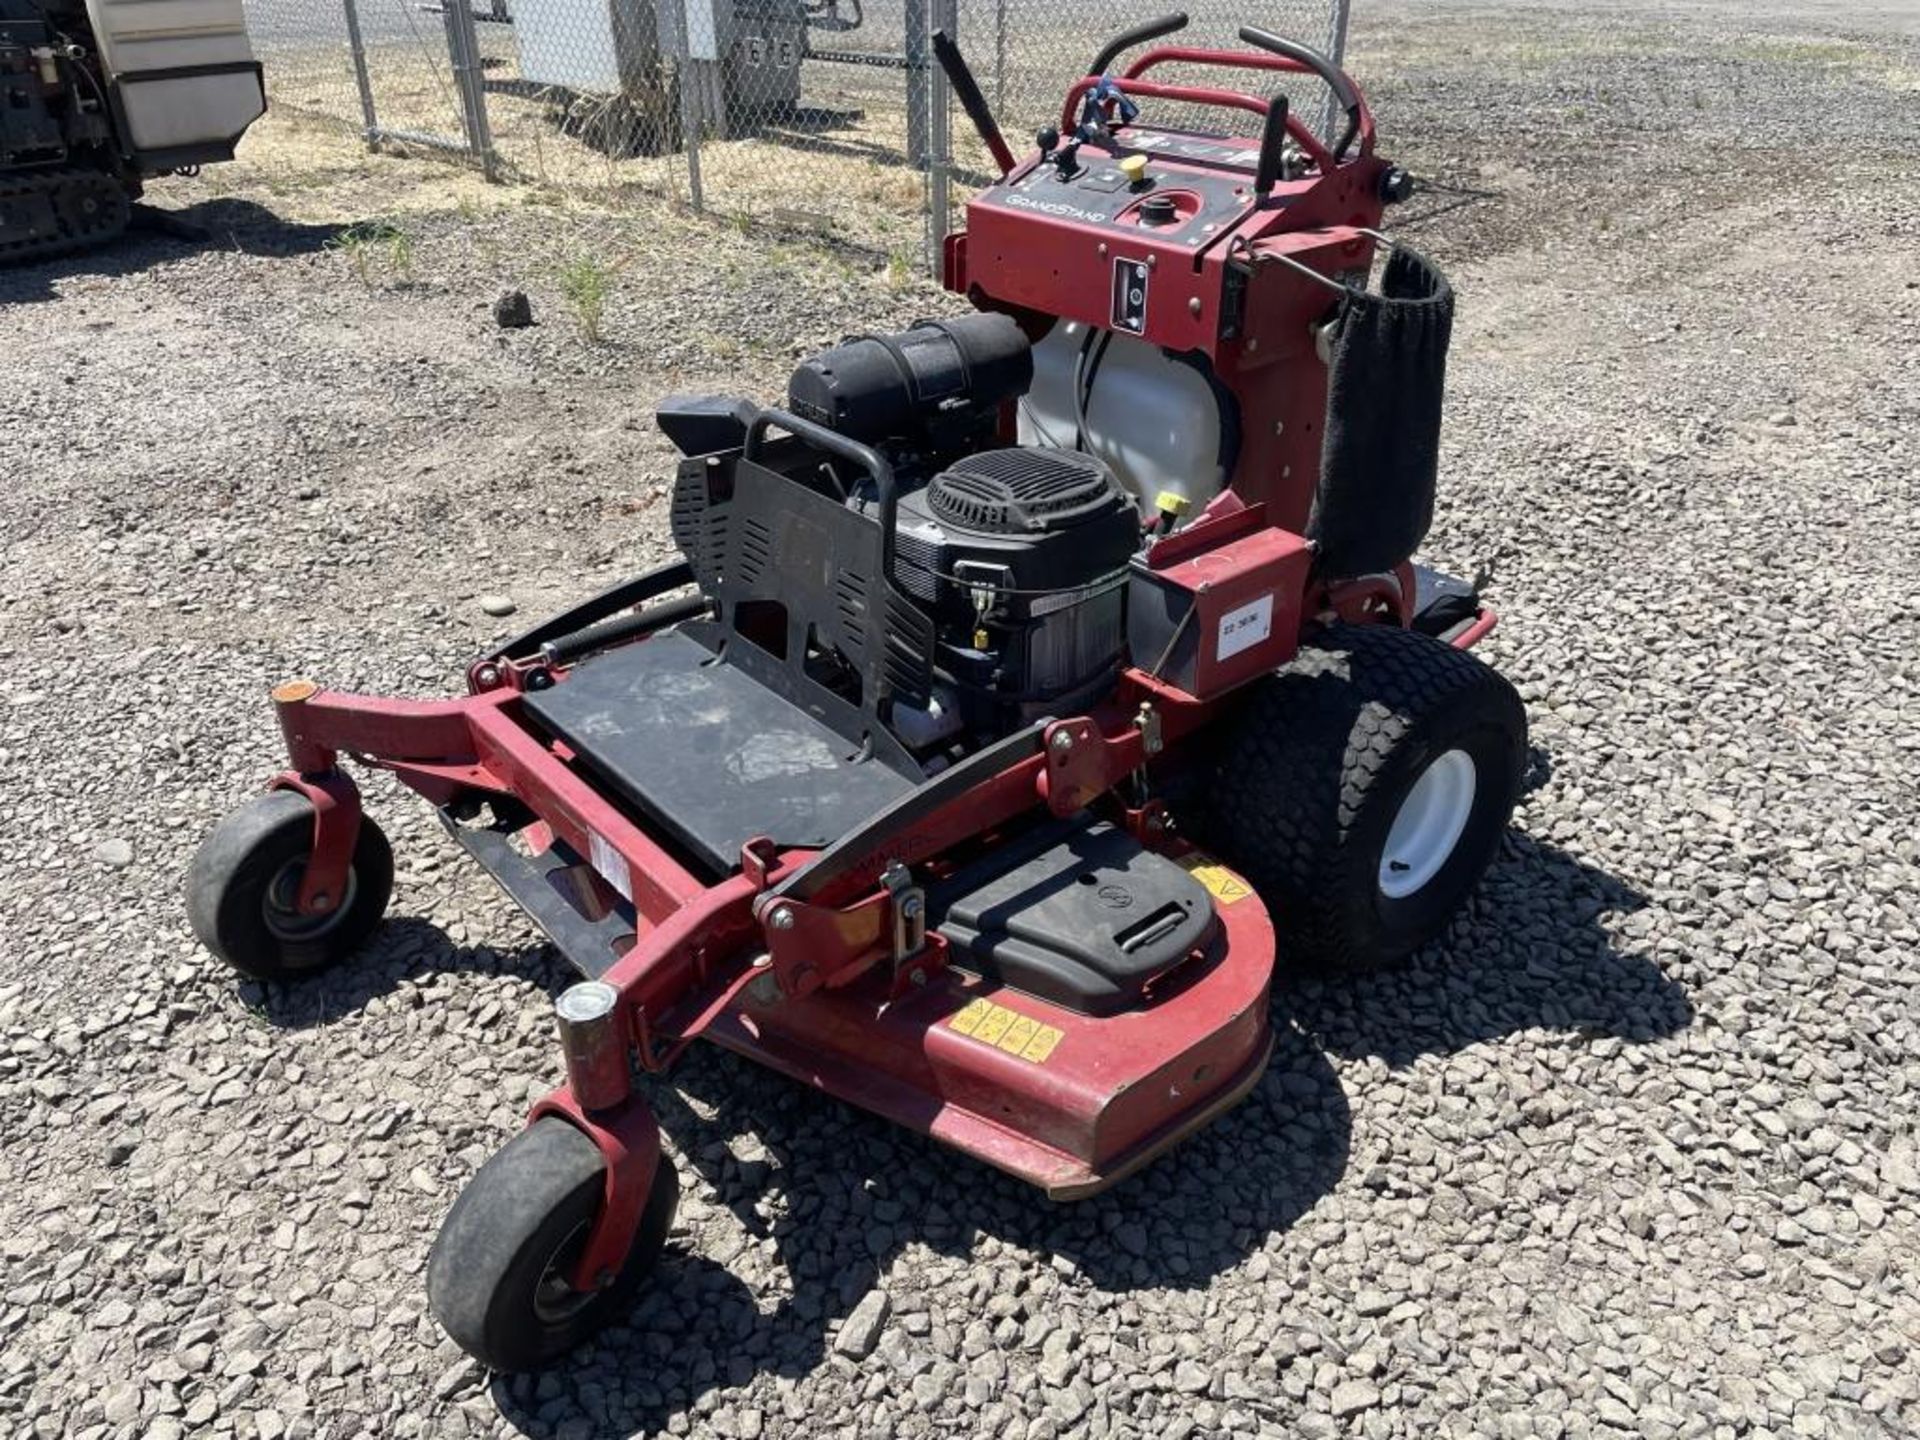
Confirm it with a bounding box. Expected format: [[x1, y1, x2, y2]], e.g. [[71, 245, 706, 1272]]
[[1215, 593, 1275, 661], [588, 831, 633, 902]]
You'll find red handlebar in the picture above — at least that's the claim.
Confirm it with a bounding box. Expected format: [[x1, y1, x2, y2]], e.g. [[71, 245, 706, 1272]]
[[1058, 42, 1374, 172]]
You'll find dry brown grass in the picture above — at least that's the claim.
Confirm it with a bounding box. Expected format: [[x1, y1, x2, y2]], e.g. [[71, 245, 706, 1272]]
[[244, 38, 936, 255]]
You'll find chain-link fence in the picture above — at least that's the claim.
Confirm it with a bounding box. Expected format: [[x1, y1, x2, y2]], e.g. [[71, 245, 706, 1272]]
[[241, 0, 1348, 267]]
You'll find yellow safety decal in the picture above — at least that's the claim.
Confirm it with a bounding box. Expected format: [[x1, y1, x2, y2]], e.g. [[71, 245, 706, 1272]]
[[1020, 1024, 1065, 1063], [999, 1014, 1038, 1056], [949, 997, 992, 1034], [1181, 856, 1253, 905], [948, 998, 1064, 1065]]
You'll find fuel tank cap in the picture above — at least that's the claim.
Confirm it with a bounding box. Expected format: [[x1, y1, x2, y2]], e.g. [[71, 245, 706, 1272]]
[[1140, 193, 1179, 226]]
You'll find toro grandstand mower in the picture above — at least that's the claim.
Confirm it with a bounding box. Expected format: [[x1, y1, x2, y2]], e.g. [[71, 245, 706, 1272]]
[[187, 14, 1526, 1370]]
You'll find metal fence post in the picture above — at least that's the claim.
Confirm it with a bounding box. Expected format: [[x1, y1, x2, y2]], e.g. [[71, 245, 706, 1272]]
[[679, 61, 706, 211], [340, 0, 380, 143], [1321, 0, 1353, 143], [904, 0, 928, 166], [926, 0, 955, 276], [993, 0, 1006, 114], [443, 0, 500, 179]]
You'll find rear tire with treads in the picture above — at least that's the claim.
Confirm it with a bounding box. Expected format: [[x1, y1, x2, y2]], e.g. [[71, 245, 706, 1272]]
[[1197, 623, 1527, 973]]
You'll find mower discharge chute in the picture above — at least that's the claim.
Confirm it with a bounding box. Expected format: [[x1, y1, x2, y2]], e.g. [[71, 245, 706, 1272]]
[[187, 14, 1527, 1372]]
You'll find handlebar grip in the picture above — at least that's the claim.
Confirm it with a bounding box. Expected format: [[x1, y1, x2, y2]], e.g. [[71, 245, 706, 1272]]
[[932, 30, 1015, 175], [1237, 25, 1361, 159], [1254, 93, 1289, 196], [1088, 12, 1188, 78]]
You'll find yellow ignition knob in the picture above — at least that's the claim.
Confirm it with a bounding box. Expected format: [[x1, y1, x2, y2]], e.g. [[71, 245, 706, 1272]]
[[1119, 153, 1149, 185], [1154, 490, 1192, 517]]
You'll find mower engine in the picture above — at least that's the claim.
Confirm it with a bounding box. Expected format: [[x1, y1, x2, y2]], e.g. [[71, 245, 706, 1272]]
[[667, 311, 1146, 752], [893, 444, 1138, 738]]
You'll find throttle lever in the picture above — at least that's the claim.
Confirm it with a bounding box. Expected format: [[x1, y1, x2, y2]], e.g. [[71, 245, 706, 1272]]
[[1254, 94, 1290, 197]]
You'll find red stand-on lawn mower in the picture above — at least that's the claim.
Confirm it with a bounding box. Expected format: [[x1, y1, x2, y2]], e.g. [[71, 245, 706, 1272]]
[[187, 13, 1526, 1370]]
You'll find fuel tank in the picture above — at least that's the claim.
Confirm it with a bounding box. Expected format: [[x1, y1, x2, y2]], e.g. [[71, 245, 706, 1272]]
[[1015, 319, 1237, 515]]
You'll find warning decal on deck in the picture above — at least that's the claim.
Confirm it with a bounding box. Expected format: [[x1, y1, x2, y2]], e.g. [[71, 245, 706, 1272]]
[[949, 997, 1064, 1064], [1179, 855, 1252, 905]]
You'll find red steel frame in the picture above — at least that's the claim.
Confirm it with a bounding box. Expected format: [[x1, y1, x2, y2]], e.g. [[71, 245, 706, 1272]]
[[252, 39, 1496, 1296]]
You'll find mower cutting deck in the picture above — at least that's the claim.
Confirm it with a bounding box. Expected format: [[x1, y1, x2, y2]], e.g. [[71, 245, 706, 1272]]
[[188, 13, 1527, 1372]]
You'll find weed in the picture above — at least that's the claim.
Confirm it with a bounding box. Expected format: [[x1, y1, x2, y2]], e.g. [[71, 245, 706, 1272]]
[[557, 253, 618, 341], [386, 224, 415, 282], [886, 249, 912, 295], [327, 219, 408, 286]]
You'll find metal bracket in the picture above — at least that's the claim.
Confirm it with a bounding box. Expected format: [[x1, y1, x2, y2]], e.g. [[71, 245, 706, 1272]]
[[1041, 717, 1107, 816], [881, 860, 926, 961], [1122, 798, 1172, 848], [757, 889, 889, 997], [740, 834, 780, 891], [1135, 701, 1164, 757], [528, 1088, 662, 1293], [267, 769, 362, 918]]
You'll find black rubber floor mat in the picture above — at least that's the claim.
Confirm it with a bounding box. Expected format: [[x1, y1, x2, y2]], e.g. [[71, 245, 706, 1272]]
[[523, 630, 919, 873]]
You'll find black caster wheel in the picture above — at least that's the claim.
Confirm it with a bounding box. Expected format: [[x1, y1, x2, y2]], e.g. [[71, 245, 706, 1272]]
[[428, 1118, 679, 1371], [186, 789, 393, 981]]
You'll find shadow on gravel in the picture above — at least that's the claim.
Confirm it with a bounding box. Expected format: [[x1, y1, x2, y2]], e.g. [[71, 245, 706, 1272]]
[[1299, 830, 1691, 1066], [487, 1006, 1352, 1437], [244, 917, 567, 1028], [0, 198, 348, 305]]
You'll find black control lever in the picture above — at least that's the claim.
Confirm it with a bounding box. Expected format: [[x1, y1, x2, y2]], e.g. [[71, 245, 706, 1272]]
[[1253, 93, 1289, 197], [1237, 25, 1362, 161], [932, 29, 1015, 176], [1087, 12, 1188, 78]]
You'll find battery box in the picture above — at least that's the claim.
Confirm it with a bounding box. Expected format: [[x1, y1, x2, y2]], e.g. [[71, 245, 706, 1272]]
[[1127, 509, 1311, 699]]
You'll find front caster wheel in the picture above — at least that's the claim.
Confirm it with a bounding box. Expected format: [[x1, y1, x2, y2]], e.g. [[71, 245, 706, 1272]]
[[427, 1118, 679, 1371], [186, 789, 394, 981]]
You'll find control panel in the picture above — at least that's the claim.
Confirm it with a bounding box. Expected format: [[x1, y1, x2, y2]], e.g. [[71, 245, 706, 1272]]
[[972, 127, 1265, 255]]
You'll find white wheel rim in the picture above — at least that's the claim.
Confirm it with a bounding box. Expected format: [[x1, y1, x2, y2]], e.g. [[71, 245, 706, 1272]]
[[1378, 749, 1478, 900]]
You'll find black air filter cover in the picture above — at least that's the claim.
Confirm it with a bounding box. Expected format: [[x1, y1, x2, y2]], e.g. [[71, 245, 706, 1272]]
[[893, 446, 1141, 605], [928, 447, 1129, 535]]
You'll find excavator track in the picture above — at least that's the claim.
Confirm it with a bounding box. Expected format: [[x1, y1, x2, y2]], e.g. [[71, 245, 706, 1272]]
[[0, 167, 131, 265]]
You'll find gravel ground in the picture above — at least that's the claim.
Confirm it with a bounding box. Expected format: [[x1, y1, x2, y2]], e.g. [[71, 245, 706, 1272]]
[[3, 1, 1918, 1437]]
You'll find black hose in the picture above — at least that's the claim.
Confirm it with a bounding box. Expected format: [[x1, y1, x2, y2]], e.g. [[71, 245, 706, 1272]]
[[539, 593, 713, 666], [1073, 329, 1113, 452]]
